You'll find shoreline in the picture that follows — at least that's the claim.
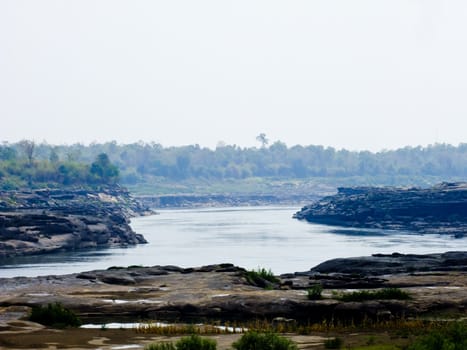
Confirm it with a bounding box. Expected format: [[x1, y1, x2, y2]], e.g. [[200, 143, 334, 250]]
[[1, 253, 467, 349]]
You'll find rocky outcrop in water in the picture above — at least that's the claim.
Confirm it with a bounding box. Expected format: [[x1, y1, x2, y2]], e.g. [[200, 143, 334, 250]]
[[0, 187, 149, 258], [294, 182, 467, 236]]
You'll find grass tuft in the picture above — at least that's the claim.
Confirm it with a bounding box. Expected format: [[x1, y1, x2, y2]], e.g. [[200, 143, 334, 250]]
[[232, 331, 297, 350], [145, 334, 216, 350], [407, 322, 467, 350], [29, 302, 81, 328], [339, 288, 411, 302], [307, 284, 323, 300], [324, 337, 343, 349], [245, 268, 279, 288]]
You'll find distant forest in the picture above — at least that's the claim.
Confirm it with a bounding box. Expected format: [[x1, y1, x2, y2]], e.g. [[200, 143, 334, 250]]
[[0, 141, 466, 193]]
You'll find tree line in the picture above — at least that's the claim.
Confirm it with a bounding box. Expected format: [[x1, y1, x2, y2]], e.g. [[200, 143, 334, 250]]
[[0, 140, 466, 190], [0, 141, 118, 189]]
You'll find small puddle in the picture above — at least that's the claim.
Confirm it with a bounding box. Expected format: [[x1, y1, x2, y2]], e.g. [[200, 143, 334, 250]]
[[81, 322, 246, 333], [26, 293, 53, 297], [101, 299, 163, 304], [81, 322, 169, 329]]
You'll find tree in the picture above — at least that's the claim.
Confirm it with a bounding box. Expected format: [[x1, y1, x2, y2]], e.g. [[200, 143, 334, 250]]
[[49, 148, 59, 164], [19, 140, 35, 165], [256, 133, 269, 148], [90, 153, 119, 184], [0, 145, 17, 161]]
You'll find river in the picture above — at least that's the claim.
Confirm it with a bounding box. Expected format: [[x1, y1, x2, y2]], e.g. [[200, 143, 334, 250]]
[[1, 206, 466, 278]]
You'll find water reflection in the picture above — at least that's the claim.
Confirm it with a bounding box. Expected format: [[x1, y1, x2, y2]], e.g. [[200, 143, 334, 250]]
[[330, 228, 390, 237]]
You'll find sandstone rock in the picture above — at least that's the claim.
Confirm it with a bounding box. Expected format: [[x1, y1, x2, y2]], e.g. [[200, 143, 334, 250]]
[[0, 187, 149, 258], [294, 182, 467, 236], [0, 261, 466, 325], [307, 251, 467, 276]]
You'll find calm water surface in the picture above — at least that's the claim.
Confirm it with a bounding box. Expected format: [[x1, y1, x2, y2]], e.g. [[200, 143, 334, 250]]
[[1, 206, 466, 278]]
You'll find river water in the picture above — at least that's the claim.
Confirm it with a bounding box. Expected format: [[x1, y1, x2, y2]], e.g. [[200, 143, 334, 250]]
[[1, 206, 466, 278]]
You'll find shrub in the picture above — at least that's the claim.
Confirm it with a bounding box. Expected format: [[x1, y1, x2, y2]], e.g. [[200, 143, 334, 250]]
[[145, 335, 216, 350], [145, 343, 177, 350], [176, 334, 216, 350], [339, 288, 410, 302], [324, 337, 343, 349], [232, 331, 298, 350], [245, 268, 279, 288], [407, 322, 467, 350], [29, 302, 81, 328], [307, 284, 323, 300], [350, 346, 399, 350]]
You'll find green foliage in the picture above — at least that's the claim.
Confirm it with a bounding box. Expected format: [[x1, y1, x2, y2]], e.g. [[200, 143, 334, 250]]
[[350, 346, 399, 350], [245, 268, 279, 288], [145, 335, 216, 350], [307, 284, 323, 300], [407, 322, 467, 350], [339, 288, 411, 302], [176, 334, 217, 350], [232, 331, 298, 350], [3, 141, 467, 193], [324, 337, 343, 349], [90, 153, 119, 184], [29, 302, 81, 328], [0, 145, 17, 161], [145, 342, 177, 350], [0, 148, 120, 189]]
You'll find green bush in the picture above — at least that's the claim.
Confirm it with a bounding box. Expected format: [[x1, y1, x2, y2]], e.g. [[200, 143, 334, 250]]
[[232, 331, 298, 350], [176, 334, 216, 350], [407, 322, 467, 350], [339, 288, 410, 302], [307, 284, 323, 300], [145, 343, 177, 350], [245, 268, 279, 288], [324, 337, 343, 349], [29, 302, 81, 328], [145, 335, 216, 350]]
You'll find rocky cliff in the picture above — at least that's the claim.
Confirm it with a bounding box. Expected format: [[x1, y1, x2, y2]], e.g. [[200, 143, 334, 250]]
[[294, 182, 467, 236], [0, 187, 149, 258]]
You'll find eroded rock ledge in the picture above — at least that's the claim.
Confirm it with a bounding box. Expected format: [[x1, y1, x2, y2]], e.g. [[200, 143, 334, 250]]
[[1, 254, 467, 326], [294, 182, 467, 236], [0, 187, 150, 258]]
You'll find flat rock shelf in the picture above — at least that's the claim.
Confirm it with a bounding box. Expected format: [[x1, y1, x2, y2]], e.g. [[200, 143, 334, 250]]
[[0, 187, 150, 258], [294, 182, 467, 237], [1, 254, 467, 349]]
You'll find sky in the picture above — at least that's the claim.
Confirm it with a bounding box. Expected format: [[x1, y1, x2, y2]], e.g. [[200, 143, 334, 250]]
[[1, 1, 466, 152]]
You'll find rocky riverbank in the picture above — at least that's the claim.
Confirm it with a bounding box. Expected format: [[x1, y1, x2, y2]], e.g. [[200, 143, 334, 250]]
[[0, 187, 151, 258], [136, 193, 318, 209], [1, 253, 467, 349], [1, 252, 467, 325], [294, 182, 467, 237]]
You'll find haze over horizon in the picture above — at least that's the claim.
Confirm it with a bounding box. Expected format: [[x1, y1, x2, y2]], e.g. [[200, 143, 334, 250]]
[[1, 1, 466, 152]]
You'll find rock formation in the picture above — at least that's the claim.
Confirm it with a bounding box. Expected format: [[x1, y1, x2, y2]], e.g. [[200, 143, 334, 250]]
[[1, 257, 467, 326], [0, 186, 149, 258], [294, 182, 467, 236]]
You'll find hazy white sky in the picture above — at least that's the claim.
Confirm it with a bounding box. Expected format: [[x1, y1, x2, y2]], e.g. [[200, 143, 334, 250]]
[[1, 1, 466, 151]]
